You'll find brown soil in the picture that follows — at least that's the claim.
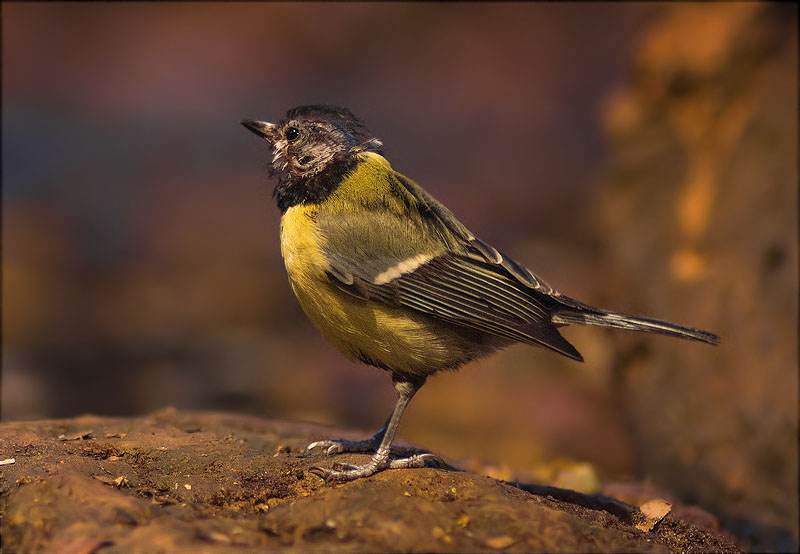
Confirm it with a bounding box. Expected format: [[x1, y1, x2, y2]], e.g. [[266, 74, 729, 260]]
[[1, 409, 738, 553]]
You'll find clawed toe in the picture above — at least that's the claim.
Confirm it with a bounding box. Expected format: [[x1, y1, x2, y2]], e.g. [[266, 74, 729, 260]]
[[306, 440, 327, 452], [308, 465, 335, 483], [306, 438, 434, 459], [306, 438, 379, 456], [308, 452, 446, 483], [308, 462, 379, 483], [306, 440, 344, 456], [388, 452, 446, 469]]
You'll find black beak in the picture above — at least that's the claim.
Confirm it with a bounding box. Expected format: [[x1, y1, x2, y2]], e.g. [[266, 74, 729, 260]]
[[241, 119, 277, 143]]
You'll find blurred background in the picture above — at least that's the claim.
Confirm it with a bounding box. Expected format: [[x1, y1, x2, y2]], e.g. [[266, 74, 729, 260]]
[[2, 2, 796, 551]]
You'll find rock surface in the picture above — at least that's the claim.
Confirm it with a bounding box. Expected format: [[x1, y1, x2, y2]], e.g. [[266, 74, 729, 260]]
[[1, 410, 738, 553]]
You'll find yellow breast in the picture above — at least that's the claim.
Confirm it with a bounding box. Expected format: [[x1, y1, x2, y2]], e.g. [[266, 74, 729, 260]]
[[280, 204, 327, 281], [279, 204, 491, 375]]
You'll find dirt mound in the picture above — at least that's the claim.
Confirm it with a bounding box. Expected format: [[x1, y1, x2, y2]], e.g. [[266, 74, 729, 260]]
[[1, 409, 737, 553]]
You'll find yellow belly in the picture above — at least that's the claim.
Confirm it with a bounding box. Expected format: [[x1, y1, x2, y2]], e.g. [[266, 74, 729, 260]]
[[279, 205, 494, 376]]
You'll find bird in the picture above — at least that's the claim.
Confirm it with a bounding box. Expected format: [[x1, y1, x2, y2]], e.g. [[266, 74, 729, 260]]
[[241, 105, 719, 483]]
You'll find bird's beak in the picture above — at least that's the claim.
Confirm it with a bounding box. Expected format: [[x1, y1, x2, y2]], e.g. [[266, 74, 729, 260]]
[[241, 119, 278, 143]]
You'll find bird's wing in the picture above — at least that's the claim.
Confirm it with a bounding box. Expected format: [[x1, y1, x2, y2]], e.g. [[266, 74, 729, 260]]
[[317, 173, 583, 361], [391, 172, 564, 297]]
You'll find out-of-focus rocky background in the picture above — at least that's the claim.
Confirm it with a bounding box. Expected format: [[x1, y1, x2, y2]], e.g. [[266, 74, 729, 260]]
[[595, 4, 797, 551], [2, 3, 796, 551]]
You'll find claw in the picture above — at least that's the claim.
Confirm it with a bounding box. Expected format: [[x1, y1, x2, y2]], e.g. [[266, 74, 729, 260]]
[[308, 465, 334, 483], [305, 437, 437, 460], [388, 452, 446, 469], [307, 452, 447, 483], [308, 464, 360, 484], [306, 440, 345, 456], [304, 438, 379, 456]]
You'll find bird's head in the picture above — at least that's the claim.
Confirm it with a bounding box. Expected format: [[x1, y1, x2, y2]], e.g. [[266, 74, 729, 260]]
[[242, 105, 383, 183]]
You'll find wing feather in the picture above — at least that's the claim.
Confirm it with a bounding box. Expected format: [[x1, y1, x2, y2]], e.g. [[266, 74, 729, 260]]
[[392, 172, 560, 296], [326, 251, 582, 361]]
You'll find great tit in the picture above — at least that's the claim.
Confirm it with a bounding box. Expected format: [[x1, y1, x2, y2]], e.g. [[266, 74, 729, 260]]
[[241, 105, 718, 483]]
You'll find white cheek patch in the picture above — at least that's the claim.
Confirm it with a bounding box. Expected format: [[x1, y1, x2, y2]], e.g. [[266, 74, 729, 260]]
[[272, 140, 287, 163], [373, 254, 434, 285]]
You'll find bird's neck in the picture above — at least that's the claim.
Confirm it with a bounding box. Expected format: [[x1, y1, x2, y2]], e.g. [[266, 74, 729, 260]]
[[274, 155, 360, 213]]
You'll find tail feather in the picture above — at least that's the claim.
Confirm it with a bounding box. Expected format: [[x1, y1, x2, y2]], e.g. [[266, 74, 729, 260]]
[[551, 307, 719, 346]]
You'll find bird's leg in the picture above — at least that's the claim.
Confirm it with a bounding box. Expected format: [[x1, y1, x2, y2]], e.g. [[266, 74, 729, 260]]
[[308, 375, 443, 483]]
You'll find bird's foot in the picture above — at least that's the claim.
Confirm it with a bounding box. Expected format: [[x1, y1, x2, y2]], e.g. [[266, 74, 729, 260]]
[[308, 453, 445, 483], [306, 437, 430, 458], [306, 437, 379, 456]]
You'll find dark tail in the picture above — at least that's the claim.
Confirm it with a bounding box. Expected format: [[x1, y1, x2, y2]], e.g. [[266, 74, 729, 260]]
[[551, 306, 719, 346]]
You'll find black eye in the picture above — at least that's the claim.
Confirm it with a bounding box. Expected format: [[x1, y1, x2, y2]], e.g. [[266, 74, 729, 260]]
[[299, 156, 313, 165], [285, 127, 299, 142]]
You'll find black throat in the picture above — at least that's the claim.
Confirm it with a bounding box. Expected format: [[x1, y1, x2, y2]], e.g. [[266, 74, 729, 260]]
[[274, 156, 359, 213]]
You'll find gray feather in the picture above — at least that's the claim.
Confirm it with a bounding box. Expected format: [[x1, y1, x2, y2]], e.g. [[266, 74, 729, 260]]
[[551, 308, 719, 345]]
